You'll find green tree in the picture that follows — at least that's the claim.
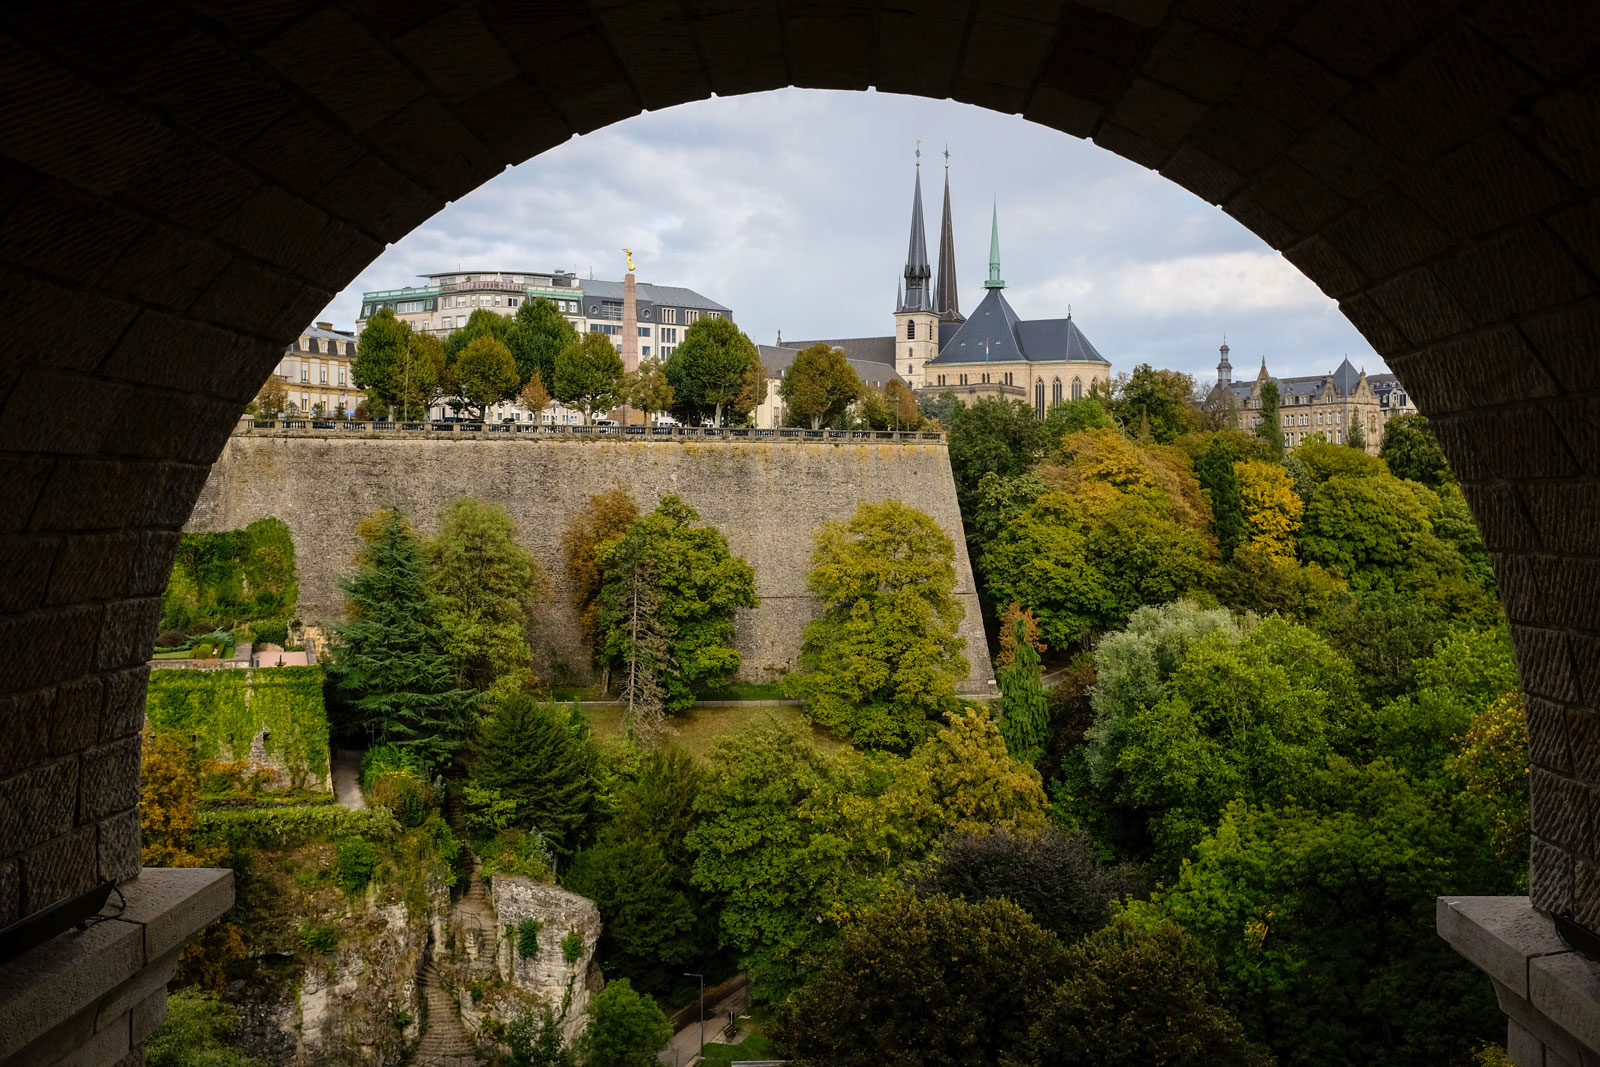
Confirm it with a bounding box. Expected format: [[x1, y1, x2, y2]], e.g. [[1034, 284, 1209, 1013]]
[[1195, 438, 1245, 560], [787, 500, 968, 749], [507, 1006, 575, 1067], [609, 549, 669, 742], [946, 397, 1044, 500], [774, 894, 1069, 1067], [779, 343, 861, 429], [1112, 364, 1197, 443], [253, 374, 288, 418], [506, 296, 579, 388], [883, 378, 924, 429], [1255, 379, 1283, 455], [552, 332, 626, 424], [595, 495, 757, 711], [1008, 918, 1271, 1067], [426, 497, 543, 693], [996, 611, 1050, 763], [1151, 757, 1513, 1067], [1041, 393, 1114, 453], [146, 990, 266, 1067], [1346, 415, 1366, 450], [964, 470, 1048, 558], [1300, 472, 1446, 586], [352, 308, 445, 421], [575, 978, 672, 1067], [624, 356, 674, 426], [912, 826, 1140, 942], [451, 333, 520, 419], [1380, 412, 1452, 487], [564, 751, 711, 994], [468, 694, 597, 854], [443, 306, 511, 359], [664, 316, 763, 427], [331, 509, 477, 768]]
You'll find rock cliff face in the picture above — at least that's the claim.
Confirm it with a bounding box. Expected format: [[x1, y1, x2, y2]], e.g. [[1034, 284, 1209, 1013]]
[[187, 433, 995, 693], [490, 878, 603, 1046]]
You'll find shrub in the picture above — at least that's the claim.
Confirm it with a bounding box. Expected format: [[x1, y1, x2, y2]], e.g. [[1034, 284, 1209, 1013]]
[[253, 618, 289, 647], [395, 1010, 414, 1029], [299, 924, 338, 954], [194, 642, 215, 659], [198, 804, 400, 849], [562, 929, 583, 965], [156, 629, 189, 649], [368, 772, 431, 827], [518, 919, 542, 959], [478, 827, 553, 883], [335, 838, 379, 894]]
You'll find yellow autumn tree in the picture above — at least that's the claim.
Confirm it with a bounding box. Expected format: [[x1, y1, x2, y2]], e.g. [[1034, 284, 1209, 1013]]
[[1235, 458, 1303, 562], [887, 708, 1048, 850], [140, 723, 208, 868]]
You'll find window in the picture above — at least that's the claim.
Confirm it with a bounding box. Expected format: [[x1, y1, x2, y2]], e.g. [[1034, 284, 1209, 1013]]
[[687, 310, 701, 324], [708, 311, 721, 319], [1317, 413, 1323, 425], [1072, 377, 1082, 399], [1283, 415, 1291, 427], [907, 364, 913, 375], [661, 307, 677, 324], [1338, 411, 1344, 423], [982, 373, 990, 384], [494, 295, 502, 306], [642, 308, 651, 320], [638, 326, 650, 337], [1052, 379, 1062, 405], [907, 321, 916, 340], [1335, 430, 1342, 443], [1034, 380, 1045, 418], [300, 366, 308, 382], [661, 328, 677, 343], [508, 297, 518, 308], [396, 300, 424, 313], [442, 316, 453, 329], [338, 369, 346, 385], [642, 346, 650, 356], [319, 367, 327, 383]]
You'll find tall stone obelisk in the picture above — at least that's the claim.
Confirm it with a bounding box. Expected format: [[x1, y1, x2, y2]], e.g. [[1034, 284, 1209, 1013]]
[[620, 249, 639, 375]]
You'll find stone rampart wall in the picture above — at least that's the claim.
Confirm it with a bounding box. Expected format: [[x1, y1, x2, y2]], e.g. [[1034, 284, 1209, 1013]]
[[186, 432, 995, 693]]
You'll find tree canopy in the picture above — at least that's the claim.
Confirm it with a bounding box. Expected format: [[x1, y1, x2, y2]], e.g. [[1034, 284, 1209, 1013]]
[[350, 308, 443, 420], [426, 497, 543, 694], [664, 316, 763, 426], [552, 331, 626, 424], [779, 343, 861, 429], [505, 297, 579, 389], [1112, 364, 1197, 443], [451, 333, 520, 420], [1380, 412, 1453, 487]]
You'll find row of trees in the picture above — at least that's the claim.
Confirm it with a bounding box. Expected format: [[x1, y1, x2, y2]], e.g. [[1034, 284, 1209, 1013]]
[[345, 302, 769, 426]]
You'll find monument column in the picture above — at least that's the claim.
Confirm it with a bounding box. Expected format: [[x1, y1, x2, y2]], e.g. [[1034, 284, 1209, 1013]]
[[619, 249, 641, 425]]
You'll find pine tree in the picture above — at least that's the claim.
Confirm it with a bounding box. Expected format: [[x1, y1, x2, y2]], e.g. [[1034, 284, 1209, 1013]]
[[331, 509, 478, 770], [1347, 415, 1367, 451], [996, 612, 1050, 764], [470, 694, 597, 854], [1196, 438, 1246, 561]]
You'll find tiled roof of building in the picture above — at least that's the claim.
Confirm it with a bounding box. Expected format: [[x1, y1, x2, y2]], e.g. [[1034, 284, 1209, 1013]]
[[928, 288, 1109, 365], [779, 336, 898, 366], [579, 279, 731, 313]]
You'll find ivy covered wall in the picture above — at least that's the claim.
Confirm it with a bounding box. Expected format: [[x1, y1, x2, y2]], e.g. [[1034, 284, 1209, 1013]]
[[161, 516, 298, 635], [146, 666, 331, 790]]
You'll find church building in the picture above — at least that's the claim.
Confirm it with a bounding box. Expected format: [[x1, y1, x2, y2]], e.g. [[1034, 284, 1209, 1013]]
[[782, 155, 1112, 419]]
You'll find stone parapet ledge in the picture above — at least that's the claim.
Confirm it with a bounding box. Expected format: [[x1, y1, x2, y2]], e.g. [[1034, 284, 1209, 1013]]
[[1439, 896, 1600, 1067], [0, 868, 233, 1067]]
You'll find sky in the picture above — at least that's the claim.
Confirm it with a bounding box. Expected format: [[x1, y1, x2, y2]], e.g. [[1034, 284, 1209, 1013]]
[[319, 88, 1386, 386]]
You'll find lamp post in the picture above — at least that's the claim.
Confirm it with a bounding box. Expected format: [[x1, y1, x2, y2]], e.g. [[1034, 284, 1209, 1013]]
[[684, 972, 705, 1059]]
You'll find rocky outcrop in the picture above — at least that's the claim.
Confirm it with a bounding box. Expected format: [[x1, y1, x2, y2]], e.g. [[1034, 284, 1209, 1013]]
[[487, 877, 603, 1046]]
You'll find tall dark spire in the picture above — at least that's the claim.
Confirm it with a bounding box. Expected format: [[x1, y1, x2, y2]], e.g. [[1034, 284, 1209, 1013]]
[[934, 149, 963, 323], [901, 155, 932, 313]]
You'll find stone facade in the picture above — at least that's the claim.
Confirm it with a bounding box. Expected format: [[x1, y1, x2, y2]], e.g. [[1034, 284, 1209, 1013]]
[[185, 430, 997, 694], [489, 878, 603, 1047], [1208, 348, 1417, 455]]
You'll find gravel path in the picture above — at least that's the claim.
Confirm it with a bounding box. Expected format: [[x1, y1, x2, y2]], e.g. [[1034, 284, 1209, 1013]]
[[332, 748, 366, 809]]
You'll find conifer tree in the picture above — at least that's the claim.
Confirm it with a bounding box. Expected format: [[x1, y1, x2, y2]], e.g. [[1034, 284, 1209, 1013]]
[[614, 551, 669, 744], [1347, 415, 1367, 451], [996, 611, 1051, 764], [1255, 379, 1284, 455], [1196, 438, 1246, 561], [470, 694, 597, 854], [331, 509, 477, 769]]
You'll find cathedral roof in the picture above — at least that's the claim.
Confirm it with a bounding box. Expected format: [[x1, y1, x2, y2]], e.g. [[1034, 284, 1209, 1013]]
[[759, 343, 903, 387], [935, 170, 963, 323], [927, 287, 1109, 365], [778, 336, 897, 366]]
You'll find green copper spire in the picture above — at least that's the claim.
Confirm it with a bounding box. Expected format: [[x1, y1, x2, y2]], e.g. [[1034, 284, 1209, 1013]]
[[984, 201, 1005, 289]]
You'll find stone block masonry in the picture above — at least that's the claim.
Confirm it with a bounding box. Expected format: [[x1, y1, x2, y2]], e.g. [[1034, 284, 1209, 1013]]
[[186, 431, 997, 694]]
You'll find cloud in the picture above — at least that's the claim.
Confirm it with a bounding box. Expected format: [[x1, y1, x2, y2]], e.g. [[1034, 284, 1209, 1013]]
[[321, 88, 1386, 383]]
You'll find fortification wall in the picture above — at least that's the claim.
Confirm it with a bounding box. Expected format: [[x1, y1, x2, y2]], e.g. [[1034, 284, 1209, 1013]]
[[187, 431, 996, 694]]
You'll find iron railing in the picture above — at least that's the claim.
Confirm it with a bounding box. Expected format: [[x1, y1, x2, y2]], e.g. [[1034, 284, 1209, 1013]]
[[239, 419, 945, 444]]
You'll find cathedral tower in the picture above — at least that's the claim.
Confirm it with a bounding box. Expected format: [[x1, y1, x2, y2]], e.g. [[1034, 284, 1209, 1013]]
[[895, 154, 939, 389], [934, 151, 963, 324]]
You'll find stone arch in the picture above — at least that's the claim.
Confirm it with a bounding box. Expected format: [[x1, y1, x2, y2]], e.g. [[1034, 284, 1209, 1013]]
[[0, 5, 1597, 1045]]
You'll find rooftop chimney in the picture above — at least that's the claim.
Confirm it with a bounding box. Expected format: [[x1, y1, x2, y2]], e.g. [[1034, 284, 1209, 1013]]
[[315, 321, 333, 331]]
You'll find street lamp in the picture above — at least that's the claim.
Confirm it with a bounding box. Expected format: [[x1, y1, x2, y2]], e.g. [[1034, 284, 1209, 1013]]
[[684, 973, 705, 1059]]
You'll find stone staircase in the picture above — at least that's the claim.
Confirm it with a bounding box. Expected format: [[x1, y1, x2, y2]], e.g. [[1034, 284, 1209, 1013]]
[[413, 958, 481, 1066]]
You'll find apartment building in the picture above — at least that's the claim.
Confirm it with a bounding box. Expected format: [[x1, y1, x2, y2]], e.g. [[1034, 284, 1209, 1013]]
[[275, 322, 363, 416]]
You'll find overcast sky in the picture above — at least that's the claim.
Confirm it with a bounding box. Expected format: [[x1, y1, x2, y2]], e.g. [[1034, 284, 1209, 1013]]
[[319, 89, 1385, 385]]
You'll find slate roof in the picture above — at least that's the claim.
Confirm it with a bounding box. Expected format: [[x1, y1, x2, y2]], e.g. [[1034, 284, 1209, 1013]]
[[927, 287, 1109, 365], [779, 336, 898, 366], [579, 279, 731, 313], [758, 344, 904, 388], [1228, 358, 1379, 402]]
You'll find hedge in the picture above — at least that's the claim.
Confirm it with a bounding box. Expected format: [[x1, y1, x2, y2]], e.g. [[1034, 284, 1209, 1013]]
[[146, 666, 331, 788], [199, 805, 401, 849]]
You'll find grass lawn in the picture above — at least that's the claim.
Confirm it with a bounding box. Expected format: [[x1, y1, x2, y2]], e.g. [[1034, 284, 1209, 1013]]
[[698, 1032, 777, 1066], [580, 704, 845, 762], [697, 681, 787, 702]]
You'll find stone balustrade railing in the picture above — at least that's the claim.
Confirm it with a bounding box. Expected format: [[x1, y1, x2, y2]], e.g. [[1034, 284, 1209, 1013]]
[[239, 418, 946, 444]]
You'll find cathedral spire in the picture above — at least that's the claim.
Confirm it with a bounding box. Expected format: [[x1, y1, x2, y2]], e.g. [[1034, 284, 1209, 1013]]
[[902, 159, 932, 312], [984, 201, 1005, 289], [934, 149, 963, 323]]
